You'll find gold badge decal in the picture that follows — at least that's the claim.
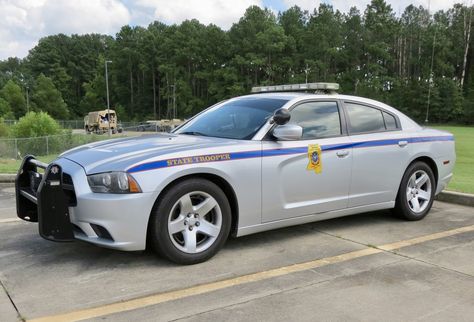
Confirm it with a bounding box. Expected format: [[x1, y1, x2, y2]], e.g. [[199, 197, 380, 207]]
[[306, 144, 322, 174]]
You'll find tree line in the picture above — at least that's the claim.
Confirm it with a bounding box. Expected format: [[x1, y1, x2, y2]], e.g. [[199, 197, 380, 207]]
[[1, 0, 474, 124]]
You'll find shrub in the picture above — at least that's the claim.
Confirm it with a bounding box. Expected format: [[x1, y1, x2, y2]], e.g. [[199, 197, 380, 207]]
[[10, 111, 61, 138]]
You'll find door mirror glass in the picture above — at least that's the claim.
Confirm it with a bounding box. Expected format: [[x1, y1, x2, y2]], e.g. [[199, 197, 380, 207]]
[[272, 124, 303, 141], [272, 108, 291, 125]]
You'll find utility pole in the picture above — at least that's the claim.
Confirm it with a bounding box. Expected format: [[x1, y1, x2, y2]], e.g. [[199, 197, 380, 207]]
[[461, 3, 473, 89], [105, 60, 112, 136], [426, 26, 437, 123], [425, 0, 435, 123]]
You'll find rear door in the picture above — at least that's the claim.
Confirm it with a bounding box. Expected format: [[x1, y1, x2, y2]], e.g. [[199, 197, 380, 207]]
[[342, 100, 412, 207], [261, 100, 352, 222]]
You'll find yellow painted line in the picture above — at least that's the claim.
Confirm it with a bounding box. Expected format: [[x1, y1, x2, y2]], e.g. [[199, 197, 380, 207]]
[[29, 224, 474, 322], [0, 217, 21, 224], [378, 224, 474, 251]]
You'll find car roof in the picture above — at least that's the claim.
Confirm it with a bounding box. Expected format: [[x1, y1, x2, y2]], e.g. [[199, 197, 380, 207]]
[[240, 92, 396, 113], [239, 92, 421, 131]]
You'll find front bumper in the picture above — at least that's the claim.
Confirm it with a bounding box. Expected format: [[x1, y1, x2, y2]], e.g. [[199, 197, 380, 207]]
[[16, 156, 154, 251]]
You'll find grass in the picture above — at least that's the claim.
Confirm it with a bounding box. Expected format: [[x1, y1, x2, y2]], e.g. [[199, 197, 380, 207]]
[[430, 125, 474, 194], [0, 155, 57, 173], [0, 127, 473, 194]]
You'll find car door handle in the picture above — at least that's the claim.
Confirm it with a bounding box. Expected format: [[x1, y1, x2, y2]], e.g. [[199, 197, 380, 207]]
[[398, 140, 408, 147], [336, 150, 350, 158]]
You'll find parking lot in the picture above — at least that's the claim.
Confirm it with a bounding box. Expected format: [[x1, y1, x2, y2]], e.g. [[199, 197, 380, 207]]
[[1, 184, 474, 322]]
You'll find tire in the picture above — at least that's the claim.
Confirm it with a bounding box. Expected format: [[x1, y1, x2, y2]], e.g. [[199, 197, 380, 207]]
[[393, 161, 436, 221], [149, 178, 231, 264]]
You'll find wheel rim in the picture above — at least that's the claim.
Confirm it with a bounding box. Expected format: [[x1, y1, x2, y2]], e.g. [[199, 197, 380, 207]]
[[167, 191, 222, 254], [406, 170, 432, 214]]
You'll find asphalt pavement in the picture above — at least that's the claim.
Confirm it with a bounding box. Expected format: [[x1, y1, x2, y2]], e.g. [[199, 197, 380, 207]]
[[1, 185, 474, 322]]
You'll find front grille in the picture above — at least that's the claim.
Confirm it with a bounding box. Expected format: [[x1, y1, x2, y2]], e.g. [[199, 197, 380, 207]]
[[62, 172, 77, 206], [21, 169, 76, 205], [28, 171, 42, 195], [63, 173, 73, 185]]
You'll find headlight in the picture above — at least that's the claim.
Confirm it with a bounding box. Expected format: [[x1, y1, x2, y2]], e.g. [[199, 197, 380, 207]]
[[87, 172, 142, 193]]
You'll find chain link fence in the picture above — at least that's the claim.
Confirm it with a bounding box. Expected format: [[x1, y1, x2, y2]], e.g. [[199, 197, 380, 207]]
[[0, 133, 111, 160], [3, 119, 183, 132], [3, 119, 143, 130], [4, 119, 86, 129], [0, 119, 182, 160]]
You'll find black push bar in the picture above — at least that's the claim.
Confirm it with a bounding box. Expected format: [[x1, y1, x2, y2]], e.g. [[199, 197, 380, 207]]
[[15, 155, 75, 241]]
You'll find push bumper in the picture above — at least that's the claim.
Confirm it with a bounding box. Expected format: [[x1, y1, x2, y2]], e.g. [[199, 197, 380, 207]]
[[15, 156, 75, 241], [15, 156, 155, 251]]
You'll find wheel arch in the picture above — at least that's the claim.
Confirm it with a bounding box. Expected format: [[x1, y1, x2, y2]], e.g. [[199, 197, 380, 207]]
[[406, 155, 439, 186], [147, 173, 240, 244]]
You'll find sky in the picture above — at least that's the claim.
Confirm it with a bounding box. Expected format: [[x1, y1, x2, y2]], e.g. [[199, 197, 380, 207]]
[[0, 0, 462, 60]]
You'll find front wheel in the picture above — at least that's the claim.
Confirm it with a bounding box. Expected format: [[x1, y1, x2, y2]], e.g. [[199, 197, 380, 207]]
[[394, 161, 435, 221], [149, 178, 231, 264]]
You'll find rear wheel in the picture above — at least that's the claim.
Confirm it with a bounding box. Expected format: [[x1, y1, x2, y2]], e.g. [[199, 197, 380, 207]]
[[149, 178, 231, 264], [394, 161, 435, 221]]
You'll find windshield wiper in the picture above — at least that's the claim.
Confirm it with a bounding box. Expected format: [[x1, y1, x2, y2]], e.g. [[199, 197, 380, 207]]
[[179, 131, 209, 137]]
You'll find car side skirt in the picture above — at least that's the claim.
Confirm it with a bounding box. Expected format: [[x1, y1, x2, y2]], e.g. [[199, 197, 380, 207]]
[[236, 201, 395, 237]]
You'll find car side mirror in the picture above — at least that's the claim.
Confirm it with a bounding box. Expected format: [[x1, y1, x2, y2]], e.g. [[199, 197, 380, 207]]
[[272, 124, 303, 141], [271, 108, 291, 125]]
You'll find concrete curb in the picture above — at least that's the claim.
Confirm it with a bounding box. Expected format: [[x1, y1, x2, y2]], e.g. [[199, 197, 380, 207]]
[[0, 173, 473, 207], [436, 191, 474, 207], [0, 174, 15, 183]]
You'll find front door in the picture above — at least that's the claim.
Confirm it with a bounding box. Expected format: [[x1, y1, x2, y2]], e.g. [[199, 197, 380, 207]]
[[261, 100, 352, 223]]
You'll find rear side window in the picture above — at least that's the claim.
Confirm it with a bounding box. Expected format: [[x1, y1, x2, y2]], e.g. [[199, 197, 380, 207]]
[[289, 101, 341, 139], [345, 103, 385, 134], [383, 112, 398, 130]]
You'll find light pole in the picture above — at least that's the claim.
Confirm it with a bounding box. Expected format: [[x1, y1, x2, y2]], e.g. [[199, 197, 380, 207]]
[[26, 86, 29, 113], [170, 84, 176, 119], [304, 64, 311, 84], [105, 60, 112, 136]]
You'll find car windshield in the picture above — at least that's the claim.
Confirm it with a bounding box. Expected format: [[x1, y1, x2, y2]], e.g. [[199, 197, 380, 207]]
[[174, 97, 289, 140]]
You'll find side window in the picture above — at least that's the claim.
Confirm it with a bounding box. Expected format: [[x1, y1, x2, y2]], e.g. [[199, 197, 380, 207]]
[[383, 111, 398, 130], [289, 101, 341, 139], [345, 103, 385, 134]]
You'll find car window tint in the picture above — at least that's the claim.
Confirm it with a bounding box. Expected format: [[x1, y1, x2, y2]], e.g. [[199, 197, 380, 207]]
[[289, 101, 341, 139], [346, 103, 385, 134], [383, 112, 398, 130]]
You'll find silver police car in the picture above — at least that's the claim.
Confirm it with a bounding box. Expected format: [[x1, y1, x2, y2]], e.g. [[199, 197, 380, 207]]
[[16, 83, 455, 264]]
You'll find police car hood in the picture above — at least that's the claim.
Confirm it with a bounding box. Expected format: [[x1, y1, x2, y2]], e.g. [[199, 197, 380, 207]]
[[60, 133, 241, 174]]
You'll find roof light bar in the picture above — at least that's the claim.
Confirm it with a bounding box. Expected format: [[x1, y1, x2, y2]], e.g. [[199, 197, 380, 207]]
[[251, 82, 339, 94]]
